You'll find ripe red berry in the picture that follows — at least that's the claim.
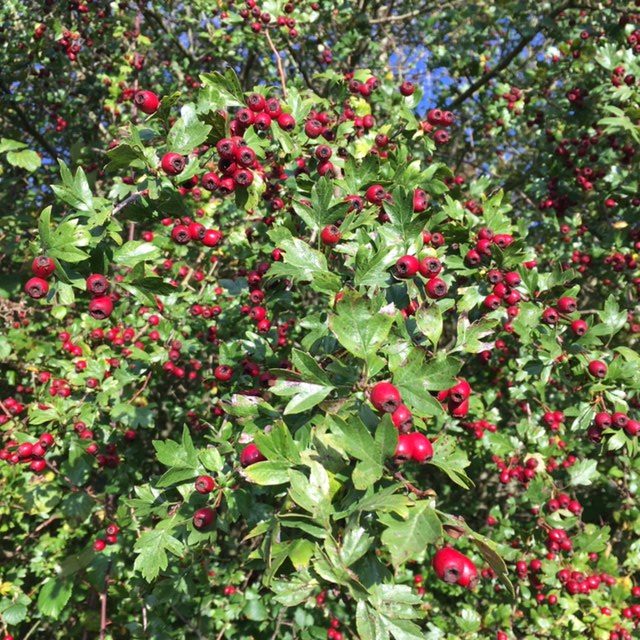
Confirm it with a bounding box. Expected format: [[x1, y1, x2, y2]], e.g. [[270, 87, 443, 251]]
[[370, 381, 402, 413], [571, 319, 588, 336], [391, 404, 413, 431], [400, 81, 415, 96], [86, 274, 109, 295], [134, 90, 160, 114], [588, 360, 607, 379], [202, 229, 223, 247], [365, 184, 386, 205], [432, 547, 478, 589], [161, 152, 186, 176], [31, 256, 56, 279], [556, 296, 577, 313], [320, 225, 341, 246], [24, 277, 49, 299], [425, 277, 448, 299], [240, 443, 266, 467], [394, 255, 420, 278], [195, 475, 216, 494], [88, 296, 114, 320], [407, 432, 433, 462], [214, 365, 233, 382], [193, 507, 216, 530]]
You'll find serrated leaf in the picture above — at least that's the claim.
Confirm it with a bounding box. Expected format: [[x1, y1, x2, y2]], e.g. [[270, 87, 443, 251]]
[[379, 503, 442, 567], [167, 104, 212, 154], [113, 241, 161, 267], [36, 578, 73, 619], [133, 528, 185, 582], [6, 148, 41, 171], [329, 294, 395, 370], [568, 459, 598, 486]]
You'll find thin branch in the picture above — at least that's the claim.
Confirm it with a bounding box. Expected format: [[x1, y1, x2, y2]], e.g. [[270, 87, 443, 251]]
[[113, 191, 145, 216], [369, 8, 421, 24], [99, 559, 112, 640], [136, 3, 196, 65], [0, 79, 59, 160], [285, 43, 322, 96], [265, 30, 287, 99], [450, 1, 573, 109]]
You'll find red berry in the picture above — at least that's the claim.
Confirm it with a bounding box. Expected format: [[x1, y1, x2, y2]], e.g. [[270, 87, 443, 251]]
[[370, 381, 402, 413], [134, 90, 160, 114]]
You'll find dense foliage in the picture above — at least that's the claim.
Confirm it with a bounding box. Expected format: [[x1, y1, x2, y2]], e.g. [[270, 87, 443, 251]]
[[2, 1, 640, 639]]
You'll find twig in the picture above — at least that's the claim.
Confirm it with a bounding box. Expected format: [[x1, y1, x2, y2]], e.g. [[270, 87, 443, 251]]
[[265, 30, 287, 99], [15, 516, 60, 554], [0, 79, 59, 160], [449, 1, 573, 109], [369, 9, 421, 24], [113, 191, 145, 216], [22, 620, 42, 640], [99, 559, 112, 640]]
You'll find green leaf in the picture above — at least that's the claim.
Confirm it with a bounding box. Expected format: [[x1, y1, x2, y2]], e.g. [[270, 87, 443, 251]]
[[200, 68, 245, 106], [167, 104, 212, 154], [0, 595, 29, 625], [595, 295, 627, 336], [573, 524, 610, 553], [268, 229, 341, 294], [6, 148, 41, 171], [331, 416, 393, 490], [271, 572, 317, 606], [113, 241, 161, 267], [340, 525, 374, 566], [354, 242, 402, 288], [38, 206, 53, 247], [288, 463, 332, 519], [156, 467, 196, 487], [384, 188, 424, 244], [568, 459, 598, 486], [105, 143, 146, 172], [133, 528, 185, 582], [291, 349, 334, 386], [0, 137, 27, 152], [51, 160, 94, 212], [356, 602, 388, 640], [329, 294, 395, 370], [379, 502, 442, 567], [271, 379, 334, 415], [469, 532, 514, 597], [429, 434, 472, 488], [153, 428, 198, 468], [244, 461, 291, 485], [415, 305, 443, 347], [288, 539, 315, 570], [37, 578, 73, 619]]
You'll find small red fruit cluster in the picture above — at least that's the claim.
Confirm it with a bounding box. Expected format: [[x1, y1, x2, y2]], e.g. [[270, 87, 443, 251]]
[[432, 547, 478, 589], [369, 382, 433, 463], [0, 432, 54, 474], [437, 378, 472, 418], [421, 108, 455, 145], [94, 523, 120, 551]]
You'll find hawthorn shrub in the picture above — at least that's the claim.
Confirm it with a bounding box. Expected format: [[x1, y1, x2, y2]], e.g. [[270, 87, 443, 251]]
[[2, 2, 640, 640]]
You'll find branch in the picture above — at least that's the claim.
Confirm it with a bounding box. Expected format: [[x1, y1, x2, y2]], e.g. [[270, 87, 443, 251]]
[[99, 559, 112, 640], [285, 43, 323, 96], [0, 79, 59, 160], [369, 8, 421, 24], [449, 1, 573, 109], [136, 3, 197, 65], [265, 30, 287, 99], [113, 190, 145, 216]]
